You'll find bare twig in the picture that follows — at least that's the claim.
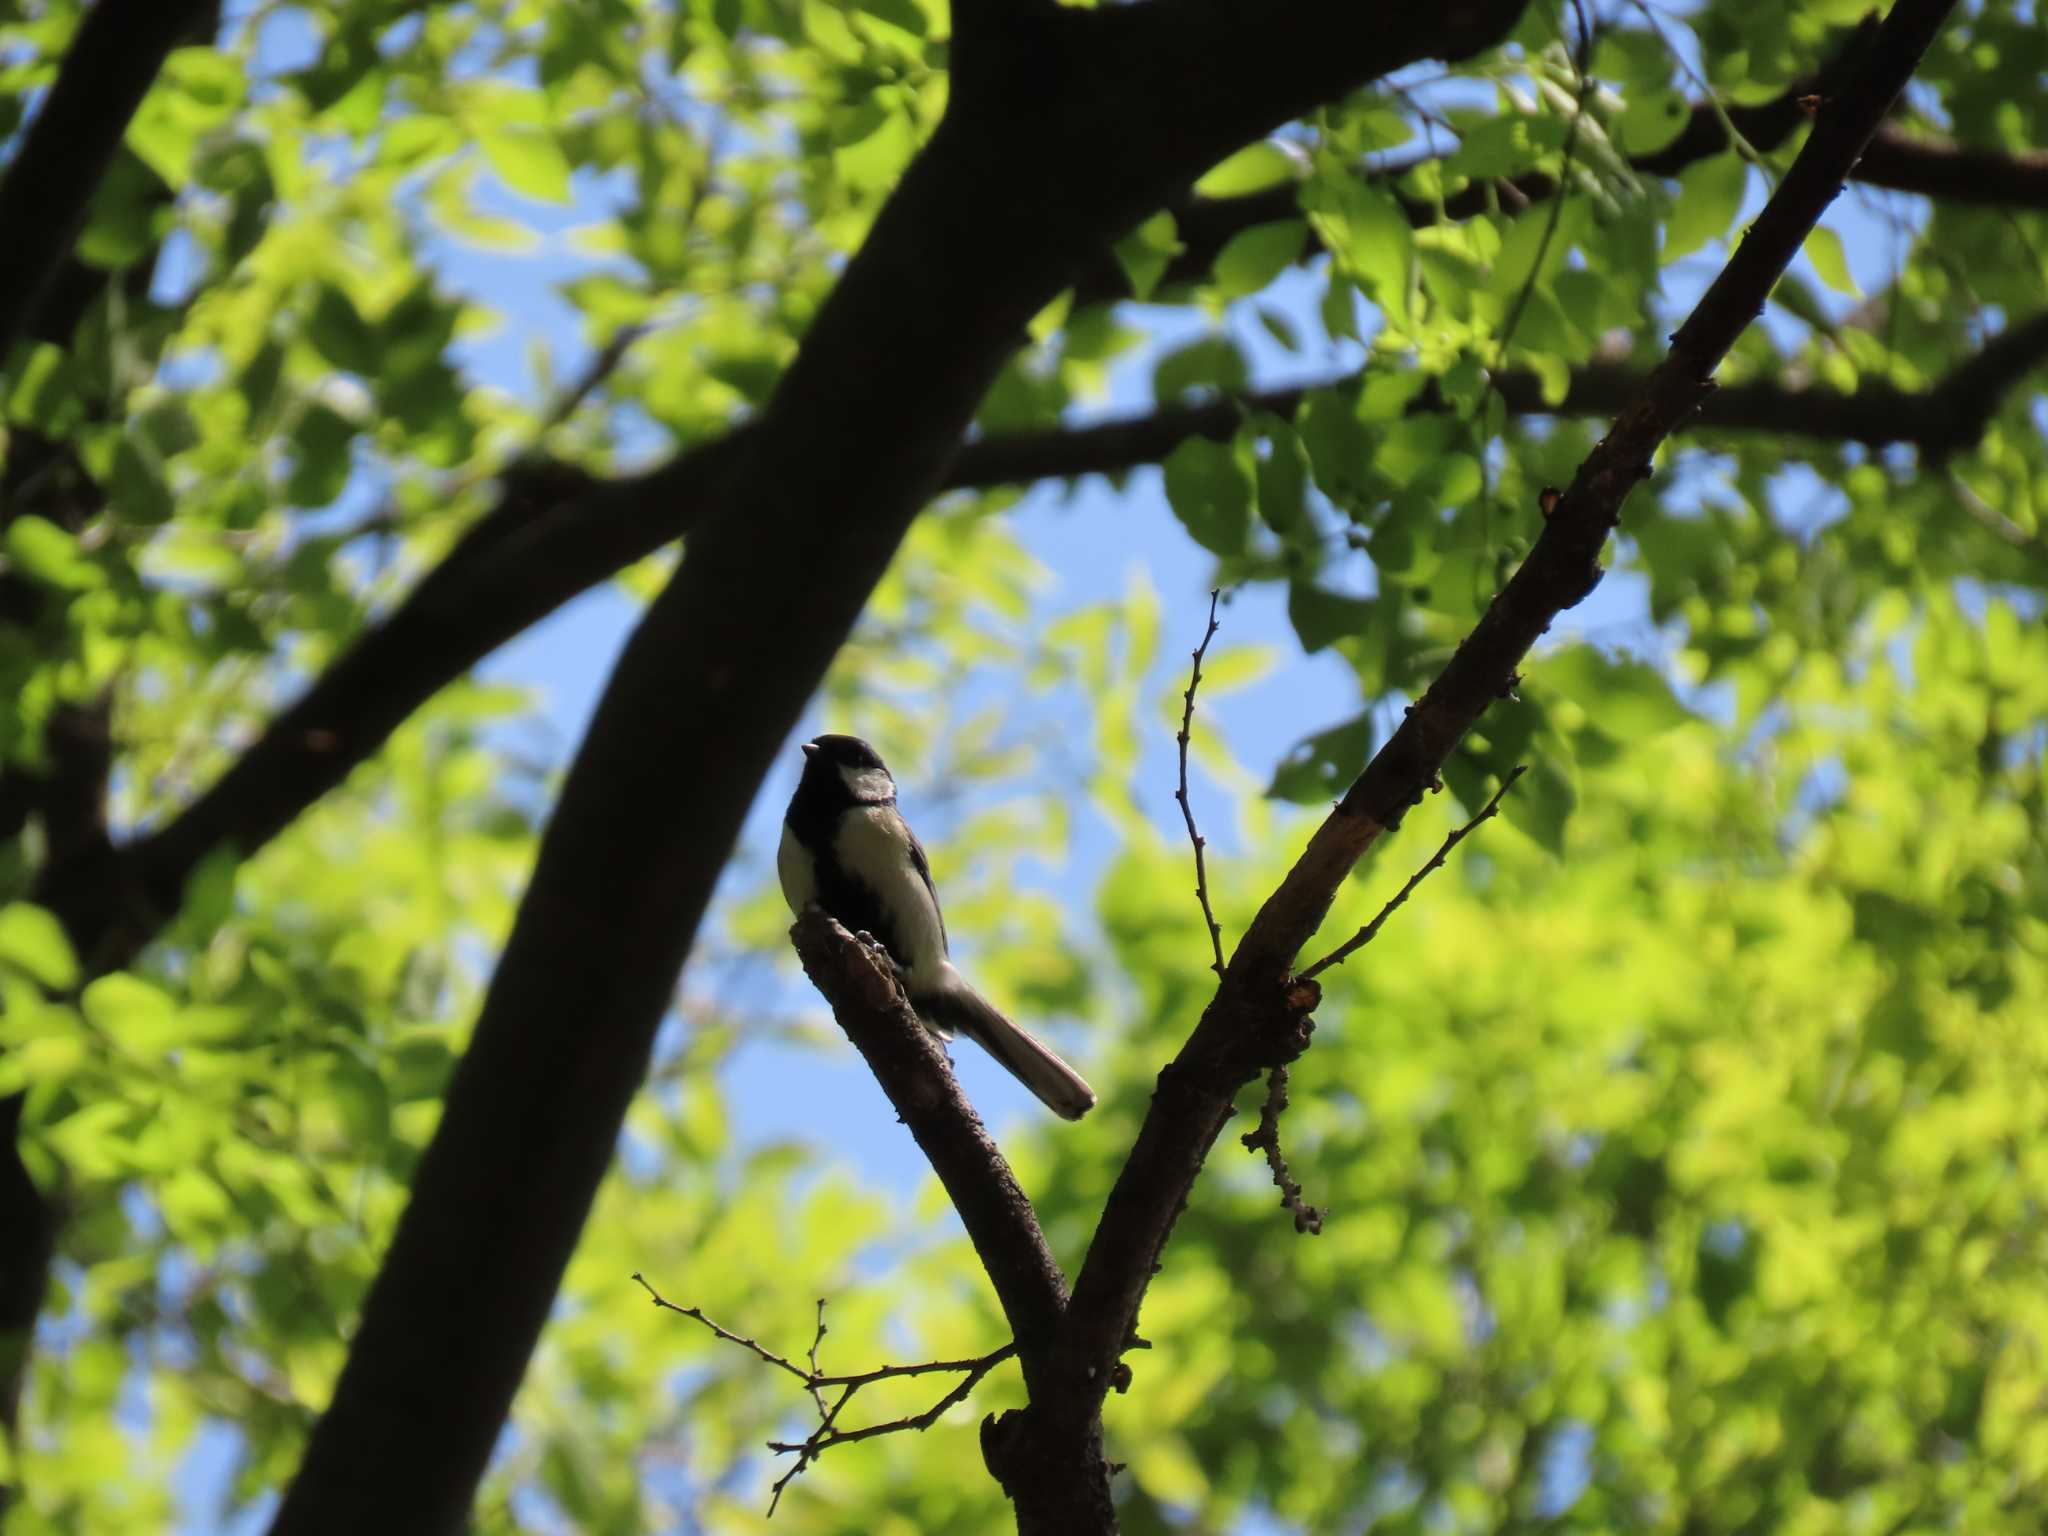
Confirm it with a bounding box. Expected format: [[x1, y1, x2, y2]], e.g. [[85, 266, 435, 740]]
[[1299, 765, 1525, 981], [630, 1272, 812, 1385], [803, 1297, 830, 1420], [1175, 590, 1228, 977], [765, 1342, 1017, 1513], [633, 1271, 1015, 1515], [531, 322, 651, 442], [1239, 1065, 1324, 1234]]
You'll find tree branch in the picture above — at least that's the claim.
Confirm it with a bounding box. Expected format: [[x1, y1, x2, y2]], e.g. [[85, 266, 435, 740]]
[[785, 913, 1069, 1375], [1050, 0, 1959, 1445], [634, 1274, 1020, 1512], [950, 312, 2048, 489], [0, 0, 219, 360], [263, 1, 1532, 1528]]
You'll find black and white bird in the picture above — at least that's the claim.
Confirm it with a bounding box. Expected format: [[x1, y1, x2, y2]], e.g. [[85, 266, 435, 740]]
[[778, 734, 1096, 1120]]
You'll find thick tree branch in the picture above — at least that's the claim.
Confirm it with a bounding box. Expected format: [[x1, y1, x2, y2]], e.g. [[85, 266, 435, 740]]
[[0, 0, 218, 360], [1051, 0, 1959, 1444], [950, 315, 2048, 487], [1849, 124, 2048, 208], [264, 1, 1531, 1529]]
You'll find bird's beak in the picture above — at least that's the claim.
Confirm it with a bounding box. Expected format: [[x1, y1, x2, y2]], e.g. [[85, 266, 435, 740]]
[[800, 741, 817, 759]]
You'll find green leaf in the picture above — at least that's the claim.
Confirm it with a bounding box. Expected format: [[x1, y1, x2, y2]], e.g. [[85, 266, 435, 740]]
[[1446, 114, 1567, 181], [0, 904, 81, 990], [1161, 436, 1253, 556], [1211, 220, 1308, 299], [479, 126, 574, 204], [1288, 583, 1376, 652], [5, 516, 102, 590], [1297, 386, 1375, 503], [1113, 211, 1181, 303], [1501, 751, 1574, 854], [1153, 334, 1246, 402], [110, 438, 175, 526], [143, 528, 244, 591], [1194, 142, 1299, 198], [6, 342, 83, 435], [287, 403, 360, 508], [81, 973, 180, 1048], [1803, 226, 1859, 296], [1268, 711, 1375, 803], [126, 48, 245, 183], [1254, 424, 1310, 541], [1304, 176, 1415, 327], [1614, 90, 1691, 157], [77, 150, 168, 267], [834, 109, 917, 192], [1530, 646, 1694, 738], [307, 285, 379, 374], [1663, 152, 1748, 264], [1370, 492, 1443, 582]]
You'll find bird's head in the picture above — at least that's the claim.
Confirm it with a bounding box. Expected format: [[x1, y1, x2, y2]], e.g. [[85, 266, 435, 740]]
[[800, 734, 897, 805]]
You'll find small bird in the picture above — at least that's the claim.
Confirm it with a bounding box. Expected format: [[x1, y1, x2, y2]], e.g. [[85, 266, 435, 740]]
[[778, 734, 1096, 1120]]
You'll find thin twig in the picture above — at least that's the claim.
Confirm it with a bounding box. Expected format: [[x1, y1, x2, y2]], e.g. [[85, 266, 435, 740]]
[[1175, 589, 1227, 977], [804, 1298, 830, 1420], [631, 1272, 813, 1385], [634, 1272, 1018, 1516], [1298, 764, 1525, 981], [533, 321, 651, 440], [765, 1344, 1017, 1513], [1239, 1065, 1325, 1234]]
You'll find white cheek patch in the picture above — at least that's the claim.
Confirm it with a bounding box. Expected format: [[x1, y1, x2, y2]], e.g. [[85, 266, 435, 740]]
[[838, 764, 896, 803]]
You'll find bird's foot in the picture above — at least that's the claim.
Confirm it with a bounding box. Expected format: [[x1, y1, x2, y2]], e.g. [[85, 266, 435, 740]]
[[851, 929, 906, 977]]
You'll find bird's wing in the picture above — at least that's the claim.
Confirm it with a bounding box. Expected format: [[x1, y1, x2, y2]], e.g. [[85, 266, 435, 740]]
[[901, 818, 949, 955]]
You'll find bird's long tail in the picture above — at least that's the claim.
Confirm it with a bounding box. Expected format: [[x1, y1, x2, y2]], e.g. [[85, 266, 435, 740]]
[[920, 964, 1096, 1120]]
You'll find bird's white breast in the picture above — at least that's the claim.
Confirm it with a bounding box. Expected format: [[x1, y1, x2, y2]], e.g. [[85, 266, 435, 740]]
[[776, 823, 816, 912]]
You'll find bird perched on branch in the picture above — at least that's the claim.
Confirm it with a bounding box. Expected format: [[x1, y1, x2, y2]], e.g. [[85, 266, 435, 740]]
[[778, 734, 1096, 1120]]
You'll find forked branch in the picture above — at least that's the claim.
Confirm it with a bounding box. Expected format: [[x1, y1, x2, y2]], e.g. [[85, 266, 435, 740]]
[[633, 1276, 1017, 1514], [1300, 764, 1526, 981]]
